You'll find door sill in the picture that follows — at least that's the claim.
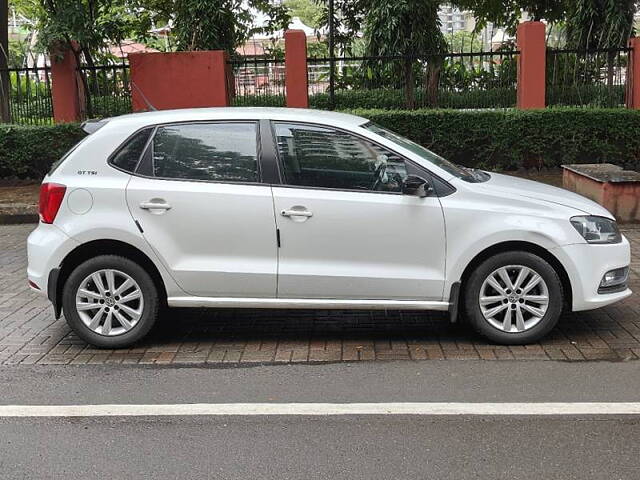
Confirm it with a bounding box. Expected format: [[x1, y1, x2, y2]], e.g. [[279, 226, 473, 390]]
[[167, 297, 449, 311]]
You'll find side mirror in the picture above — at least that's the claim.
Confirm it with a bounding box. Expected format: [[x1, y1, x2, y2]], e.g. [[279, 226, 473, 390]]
[[402, 175, 432, 198]]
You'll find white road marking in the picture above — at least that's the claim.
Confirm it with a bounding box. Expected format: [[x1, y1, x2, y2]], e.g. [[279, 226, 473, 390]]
[[0, 402, 639, 417]]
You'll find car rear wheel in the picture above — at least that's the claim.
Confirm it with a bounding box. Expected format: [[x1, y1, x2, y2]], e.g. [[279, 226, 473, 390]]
[[62, 255, 159, 348], [463, 251, 563, 344]]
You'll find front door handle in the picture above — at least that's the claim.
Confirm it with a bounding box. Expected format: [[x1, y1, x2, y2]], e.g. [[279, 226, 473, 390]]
[[140, 200, 171, 211], [281, 209, 313, 218]]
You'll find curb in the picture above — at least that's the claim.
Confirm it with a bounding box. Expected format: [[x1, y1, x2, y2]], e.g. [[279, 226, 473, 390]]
[[0, 214, 38, 225]]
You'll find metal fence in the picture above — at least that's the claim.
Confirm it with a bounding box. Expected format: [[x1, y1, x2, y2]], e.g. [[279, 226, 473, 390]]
[[307, 49, 519, 110], [546, 47, 631, 108], [0, 66, 54, 125], [77, 62, 132, 119], [228, 57, 286, 107]]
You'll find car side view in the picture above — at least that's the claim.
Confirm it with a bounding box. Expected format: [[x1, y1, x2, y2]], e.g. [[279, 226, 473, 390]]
[[27, 107, 631, 348]]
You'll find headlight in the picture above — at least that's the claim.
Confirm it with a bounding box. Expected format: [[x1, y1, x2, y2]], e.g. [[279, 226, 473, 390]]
[[570, 216, 622, 244]]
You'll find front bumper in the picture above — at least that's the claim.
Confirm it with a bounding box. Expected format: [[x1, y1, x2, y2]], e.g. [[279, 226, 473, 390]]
[[552, 236, 632, 312]]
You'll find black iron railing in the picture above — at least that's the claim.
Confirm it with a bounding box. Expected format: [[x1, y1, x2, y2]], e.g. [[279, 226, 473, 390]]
[[546, 47, 631, 108], [0, 66, 54, 125], [227, 57, 286, 107], [307, 50, 519, 110], [77, 62, 132, 119]]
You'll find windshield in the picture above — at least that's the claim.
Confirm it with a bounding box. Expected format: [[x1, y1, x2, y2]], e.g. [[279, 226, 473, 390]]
[[363, 122, 485, 182]]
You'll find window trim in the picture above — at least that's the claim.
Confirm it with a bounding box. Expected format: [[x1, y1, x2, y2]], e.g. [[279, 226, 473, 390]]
[[111, 120, 266, 186], [268, 120, 455, 197]]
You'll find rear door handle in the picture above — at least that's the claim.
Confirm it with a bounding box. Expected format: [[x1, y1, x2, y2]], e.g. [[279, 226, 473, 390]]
[[281, 209, 313, 218], [140, 201, 171, 211]]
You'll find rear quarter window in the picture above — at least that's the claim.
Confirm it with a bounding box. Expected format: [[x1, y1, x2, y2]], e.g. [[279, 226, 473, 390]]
[[109, 128, 153, 173]]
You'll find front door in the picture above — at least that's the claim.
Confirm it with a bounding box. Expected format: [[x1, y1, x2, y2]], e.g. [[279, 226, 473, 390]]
[[126, 121, 278, 298], [270, 122, 446, 300]]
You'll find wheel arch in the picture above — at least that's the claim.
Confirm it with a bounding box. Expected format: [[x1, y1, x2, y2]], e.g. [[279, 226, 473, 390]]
[[457, 241, 573, 312], [55, 239, 168, 317]]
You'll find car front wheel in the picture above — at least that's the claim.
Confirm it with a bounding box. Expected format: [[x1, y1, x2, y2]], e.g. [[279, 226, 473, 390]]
[[463, 251, 564, 344], [62, 255, 159, 348]]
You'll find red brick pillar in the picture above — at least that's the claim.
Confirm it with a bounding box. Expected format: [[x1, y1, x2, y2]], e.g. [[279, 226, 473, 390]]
[[285, 30, 309, 108], [626, 37, 640, 109], [129, 50, 230, 111], [516, 21, 546, 109], [50, 47, 82, 123]]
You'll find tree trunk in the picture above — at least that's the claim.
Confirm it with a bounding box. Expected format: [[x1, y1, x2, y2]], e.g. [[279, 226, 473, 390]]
[[424, 55, 443, 108], [404, 58, 415, 109], [606, 49, 615, 106]]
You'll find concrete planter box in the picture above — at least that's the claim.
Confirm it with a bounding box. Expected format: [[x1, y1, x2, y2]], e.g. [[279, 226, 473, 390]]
[[562, 163, 640, 223]]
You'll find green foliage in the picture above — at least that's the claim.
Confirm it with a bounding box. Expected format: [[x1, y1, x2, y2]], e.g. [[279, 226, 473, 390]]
[[8, 38, 30, 68], [172, 0, 289, 53], [284, 0, 323, 28], [454, 1, 567, 32], [565, 0, 635, 49], [0, 123, 85, 179], [34, 0, 153, 61], [309, 87, 516, 109], [445, 31, 483, 53], [348, 108, 640, 171]]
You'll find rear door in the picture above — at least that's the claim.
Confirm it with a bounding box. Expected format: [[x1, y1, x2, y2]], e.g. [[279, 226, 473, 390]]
[[125, 121, 278, 298]]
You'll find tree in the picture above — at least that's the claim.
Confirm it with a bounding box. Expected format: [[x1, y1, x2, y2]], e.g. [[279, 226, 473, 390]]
[[284, 0, 323, 29], [362, 0, 446, 108], [565, 0, 635, 49], [171, 0, 290, 53], [454, 0, 567, 32]]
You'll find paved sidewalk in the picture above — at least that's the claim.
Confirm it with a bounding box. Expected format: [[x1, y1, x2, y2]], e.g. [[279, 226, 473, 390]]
[[2, 224, 640, 365]]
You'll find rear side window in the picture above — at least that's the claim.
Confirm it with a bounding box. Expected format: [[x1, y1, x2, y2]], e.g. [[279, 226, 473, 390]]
[[151, 123, 259, 183], [110, 128, 152, 173]]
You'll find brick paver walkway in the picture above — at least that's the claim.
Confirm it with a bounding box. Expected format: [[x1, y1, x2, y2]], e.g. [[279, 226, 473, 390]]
[[2, 224, 640, 365]]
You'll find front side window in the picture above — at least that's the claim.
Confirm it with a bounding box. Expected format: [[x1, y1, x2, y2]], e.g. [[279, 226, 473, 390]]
[[111, 128, 152, 173], [152, 123, 259, 183], [273, 123, 408, 192]]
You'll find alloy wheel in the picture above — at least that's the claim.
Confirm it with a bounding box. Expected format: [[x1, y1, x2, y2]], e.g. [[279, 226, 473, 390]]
[[74, 269, 144, 336], [478, 265, 549, 333]]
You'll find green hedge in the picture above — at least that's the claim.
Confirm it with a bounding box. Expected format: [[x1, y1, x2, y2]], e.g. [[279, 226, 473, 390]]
[[350, 108, 640, 171], [2, 108, 639, 179], [232, 88, 517, 110], [0, 124, 86, 179]]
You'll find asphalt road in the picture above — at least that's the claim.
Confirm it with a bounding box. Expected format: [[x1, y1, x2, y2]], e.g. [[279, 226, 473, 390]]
[[1, 361, 639, 479]]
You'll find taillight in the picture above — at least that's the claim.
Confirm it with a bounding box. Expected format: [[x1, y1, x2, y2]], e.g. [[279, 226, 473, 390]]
[[39, 183, 66, 224]]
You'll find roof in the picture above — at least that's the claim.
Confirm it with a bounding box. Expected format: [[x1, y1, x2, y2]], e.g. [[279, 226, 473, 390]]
[[103, 107, 369, 131], [109, 41, 159, 58]]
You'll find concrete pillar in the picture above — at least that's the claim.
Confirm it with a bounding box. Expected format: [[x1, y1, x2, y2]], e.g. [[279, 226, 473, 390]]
[[50, 47, 82, 123], [627, 37, 640, 109], [284, 30, 309, 108], [516, 21, 546, 109]]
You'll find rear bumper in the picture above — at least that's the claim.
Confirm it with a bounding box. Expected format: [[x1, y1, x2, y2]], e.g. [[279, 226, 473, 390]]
[[552, 236, 632, 312], [27, 223, 78, 299]]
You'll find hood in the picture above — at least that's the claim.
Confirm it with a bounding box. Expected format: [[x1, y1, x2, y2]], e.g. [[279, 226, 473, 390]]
[[474, 172, 614, 219]]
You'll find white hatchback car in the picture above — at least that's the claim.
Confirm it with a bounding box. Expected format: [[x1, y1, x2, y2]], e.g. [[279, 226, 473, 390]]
[[28, 108, 631, 348]]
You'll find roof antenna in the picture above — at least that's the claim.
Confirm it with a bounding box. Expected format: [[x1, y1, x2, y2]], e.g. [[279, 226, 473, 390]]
[[130, 80, 157, 111]]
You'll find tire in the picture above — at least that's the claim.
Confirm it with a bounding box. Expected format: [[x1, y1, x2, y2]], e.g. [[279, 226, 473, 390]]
[[463, 251, 563, 345], [62, 255, 159, 348]]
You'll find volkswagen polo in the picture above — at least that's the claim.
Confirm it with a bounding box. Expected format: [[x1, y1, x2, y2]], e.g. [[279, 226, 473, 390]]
[[27, 108, 631, 348]]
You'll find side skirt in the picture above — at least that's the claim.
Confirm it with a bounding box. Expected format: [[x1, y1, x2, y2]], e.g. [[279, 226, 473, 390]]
[[167, 297, 450, 311]]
